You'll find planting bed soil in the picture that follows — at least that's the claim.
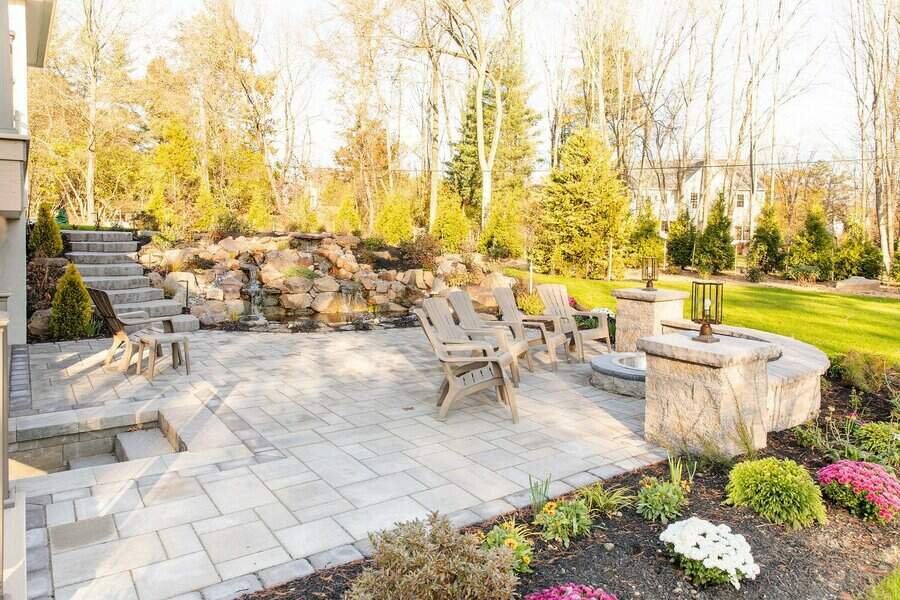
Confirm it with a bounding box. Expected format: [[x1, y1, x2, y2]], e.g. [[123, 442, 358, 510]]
[[243, 379, 899, 600]]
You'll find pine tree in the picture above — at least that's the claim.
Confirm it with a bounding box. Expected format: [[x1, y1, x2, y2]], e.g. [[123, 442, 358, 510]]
[[375, 194, 413, 245], [666, 209, 696, 269], [49, 264, 93, 340], [29, 203, 63, 257], [749, 201, 785, 273], [334, 196, 363, 235], [834, 223, 882, 280], [533, 127, 630, 279], [627, 200, 664, 267], [479, 191, 524, 258], [786, 204, 834, 281], [694, 194, 735, 274], [432, 189, 471, 253], [247, 191, 274, 232]]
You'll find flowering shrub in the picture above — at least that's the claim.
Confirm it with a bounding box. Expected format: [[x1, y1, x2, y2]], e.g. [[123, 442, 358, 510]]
[[525, 583, 619, 600], [817, 460, 900, 524], [635, 477, 686, 523], [726, 458, 827, 529], [532, 499, 593, 548], [481, 520, 534, 573], [659, 517, 760, 590], [855, 422, 900, 469]]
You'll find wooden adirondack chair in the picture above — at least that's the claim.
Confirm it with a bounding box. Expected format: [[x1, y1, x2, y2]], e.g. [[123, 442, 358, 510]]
[[447, 289, 532, 384], [492, 286, 572, 370], [87, 287, 178, 372], [536, 283, 612, 362], [415, 303, 518, 423]]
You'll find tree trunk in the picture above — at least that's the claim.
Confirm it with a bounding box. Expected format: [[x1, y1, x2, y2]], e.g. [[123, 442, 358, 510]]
[[427, 54, 440, 231], [86, 68, 97, 224], [197, 88, 211, 195]]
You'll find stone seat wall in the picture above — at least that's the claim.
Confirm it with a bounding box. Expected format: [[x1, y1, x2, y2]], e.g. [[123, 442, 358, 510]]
[[660, 319, 830, 432]]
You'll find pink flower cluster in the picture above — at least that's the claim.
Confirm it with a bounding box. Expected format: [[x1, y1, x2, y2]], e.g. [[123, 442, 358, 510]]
[[817, 460, 900, 522], [525, 583, 619, 600]]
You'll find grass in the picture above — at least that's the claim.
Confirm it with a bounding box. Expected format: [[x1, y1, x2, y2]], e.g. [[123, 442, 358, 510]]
[[863, 566, 900, 600], [507, 269, 900, 361]]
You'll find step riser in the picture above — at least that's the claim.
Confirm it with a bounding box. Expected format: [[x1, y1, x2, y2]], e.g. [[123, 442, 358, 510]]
[[61, 230, 134, 242], [69, 241, 139, 252], [67, 252, 138, 264], [75, 264, 144, 277], [82, 276, 151, 290], [105, 288, 165, 304], [115, 301, 183, 318]]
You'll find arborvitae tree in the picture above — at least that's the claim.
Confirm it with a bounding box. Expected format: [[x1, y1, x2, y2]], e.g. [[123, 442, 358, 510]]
[[432, 189, 470, 253], [627, 200, 664, 267], [375, 194, 413, 245], [786, 204, 834, 280], [49, 264, 93, 340], [334, 196, 362, 235], [247, 191, 274, 232], [533, 127, 630, 279], [749, 201, 785, 273], [834, 223, 882, 280], [29, 203, 63, 257], [694, 194, 735, 274], [666, 209, 696, 269], [479, 191, 524, 258], [446, 46, 539, 222]]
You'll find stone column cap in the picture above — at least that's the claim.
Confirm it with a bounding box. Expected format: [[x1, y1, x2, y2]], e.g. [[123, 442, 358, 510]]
[[612, 288, 688, 302], [637, 332, 780, 367]]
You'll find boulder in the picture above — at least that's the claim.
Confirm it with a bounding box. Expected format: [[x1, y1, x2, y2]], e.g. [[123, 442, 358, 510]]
[[225, 299, 248, 318], [430, 277, 448, 296], [260, 263, 285, 285], [282, 293, 313, 310], [466, 285, 497, 308], [375, 280, 390, 294], [263, 249, 301, 272], [283, 277, 314, 294], [162, 249, 188, 269], [164, 272, 198, 296], [314, 276, 340, 293], [191, 301, 228, 326], [482, 271, 515, 290], [311, 291, 341, 313], [205, 287, 224, 301], [378, 302, 407, 313], [835, 276, 881, 292], [379, 270, 397, 281], [334, 234, 361, 249], [147, 272, 164, 288], [27, 309, 51, 339], [217, 237, 243, 256]]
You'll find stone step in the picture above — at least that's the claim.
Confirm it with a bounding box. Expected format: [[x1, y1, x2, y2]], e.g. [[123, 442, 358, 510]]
[[104, 286, 165, 304], [66, 251, 138, 264], [114, 299, 184, 318], [68, 453, 118, 470], [82, 275, 151, 290], [114, 429, 175, 462], [74, 263, 144, 277], [69, 240, 139, 253], [61, 230, 134, 242]]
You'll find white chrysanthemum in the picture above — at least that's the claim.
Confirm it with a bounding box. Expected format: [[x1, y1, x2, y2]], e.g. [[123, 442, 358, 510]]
[[660, 517, 760, 590]]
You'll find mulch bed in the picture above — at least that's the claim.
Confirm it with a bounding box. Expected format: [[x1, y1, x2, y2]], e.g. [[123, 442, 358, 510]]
[[244, 380, 899, 600]]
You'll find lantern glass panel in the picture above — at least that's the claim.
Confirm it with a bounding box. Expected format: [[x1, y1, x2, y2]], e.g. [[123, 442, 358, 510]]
[[691, 281, 723, 324]]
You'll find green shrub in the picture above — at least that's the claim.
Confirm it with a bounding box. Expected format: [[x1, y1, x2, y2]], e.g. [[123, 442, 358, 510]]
[[432, 193, 470, 252], [481, 520, 533, 573], [785, 205, 833, 281], [131, 210, 160, 232], [532, 499, 593, 548], [865, 565, 900, 600], [210, 211, 249, 241], [479, 194, 523, 259], [892, 251, 900, 283], [834, 223, 883, 280], [49, 264, 93, 340], [693, 194, 735, 274], [667, 210, 696, 269], [785, 263, 819, 285], [746, 265, 764, 283], [748, 200, 785, 273], [830, 351, 892, 393], [361, 236, 387, 251], [29, 203, 63, 258], [282, 266, 317, 280], [399, 233, 442, 270], [635, 477, 686, 523], [855, 422, 900, 468], [445, 271, 477, 288], [516, 292, 543, 316], [375, 195, 413, 245], [344, 513, 516, 600], [725, 457, 826, 529], [627, 200, 664, 267], [333, 196, 362, 235], [576, 483, 634, 517]]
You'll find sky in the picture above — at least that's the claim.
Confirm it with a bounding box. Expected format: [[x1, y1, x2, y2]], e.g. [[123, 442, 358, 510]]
[[112, 0, 860, 171]]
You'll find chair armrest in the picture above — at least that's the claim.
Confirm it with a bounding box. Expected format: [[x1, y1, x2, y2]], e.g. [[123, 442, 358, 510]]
[[570, 309, 607, 318], [523, 314, 564, 331], [490, 320, 526, 341], [464, 327, 509, 351], [442, 340, 495, 355]]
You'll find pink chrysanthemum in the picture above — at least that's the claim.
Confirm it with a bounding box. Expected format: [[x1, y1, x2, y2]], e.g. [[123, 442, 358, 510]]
[[525, 583, 619, 600], [817, 460, 900, 523]]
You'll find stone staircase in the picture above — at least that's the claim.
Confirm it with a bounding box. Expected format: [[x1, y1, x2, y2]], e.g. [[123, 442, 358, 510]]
[[63, 230, 199, 331]]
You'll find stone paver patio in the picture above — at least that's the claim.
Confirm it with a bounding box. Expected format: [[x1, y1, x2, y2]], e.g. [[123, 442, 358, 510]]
[[13, 328, 663, 600]]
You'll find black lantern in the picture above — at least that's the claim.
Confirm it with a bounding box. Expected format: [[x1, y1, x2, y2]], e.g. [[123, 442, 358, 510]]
[[641, 256, 659, 291], [691, 281, 723, 343]]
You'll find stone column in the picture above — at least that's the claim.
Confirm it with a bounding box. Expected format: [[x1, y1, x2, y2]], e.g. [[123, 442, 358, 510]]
[[638, 332, 780, 456], [612, 288, 688, 352]]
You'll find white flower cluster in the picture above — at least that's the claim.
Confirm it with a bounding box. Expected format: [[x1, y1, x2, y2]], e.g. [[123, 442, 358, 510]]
[[659, 517, 760, 589]]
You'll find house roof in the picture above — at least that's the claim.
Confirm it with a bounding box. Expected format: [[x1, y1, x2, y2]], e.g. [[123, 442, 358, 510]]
[[26, 0, 56, 68], [632, 159, 765, 192]]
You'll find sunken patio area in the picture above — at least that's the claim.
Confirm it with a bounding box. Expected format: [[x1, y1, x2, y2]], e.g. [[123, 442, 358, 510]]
[[12, 329, 663, 600]]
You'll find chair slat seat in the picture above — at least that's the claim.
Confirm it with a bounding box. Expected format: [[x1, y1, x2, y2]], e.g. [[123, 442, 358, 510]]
[[493, 286, 572, 370], [536, 284, 612, 361]]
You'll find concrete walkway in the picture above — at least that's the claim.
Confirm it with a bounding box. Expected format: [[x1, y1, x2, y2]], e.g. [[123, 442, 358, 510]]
[[13, 329, 662, 600]]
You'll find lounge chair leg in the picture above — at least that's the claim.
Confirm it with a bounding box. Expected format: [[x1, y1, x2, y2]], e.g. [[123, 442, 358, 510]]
[[119, 338, 135, 373], [438, 388, 458, 420], [524, 348, 534, 372], [147, 343, 158, 382], [547, 340, 559, 371], [504, 381, 519, 423], [436, 378, 449, 406], [182, 339, 190, 375], [105, 333, 124, 366], [509, 357, 521, 387]]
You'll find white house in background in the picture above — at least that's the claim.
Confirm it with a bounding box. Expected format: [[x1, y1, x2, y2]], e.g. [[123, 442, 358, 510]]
[[630, 160, 766, 245], [0, 0, 54, 345]]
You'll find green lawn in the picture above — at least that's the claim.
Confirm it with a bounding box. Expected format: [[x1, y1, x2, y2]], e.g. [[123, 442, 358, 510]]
[[507, 269, 900, 361]]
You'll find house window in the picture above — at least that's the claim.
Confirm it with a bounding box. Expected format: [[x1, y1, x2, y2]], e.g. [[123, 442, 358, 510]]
[[661, 220, 669, 233], [690, 193, 698, 209], [736, 194, 745, 208]]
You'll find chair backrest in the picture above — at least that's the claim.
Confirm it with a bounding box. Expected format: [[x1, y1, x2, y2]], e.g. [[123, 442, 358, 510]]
[[422, 297, 469, 343], [492, 287, 522, 323], [537, 284, 572, 318], [413, 307, 451, 362], [447, 290, 484, 330], [87, 288, 125, 334]]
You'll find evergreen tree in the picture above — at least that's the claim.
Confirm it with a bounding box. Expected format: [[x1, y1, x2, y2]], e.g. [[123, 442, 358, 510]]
[[533, 127, 630, 279], [446, 47, 538, 222], [694, 194, 735, 274], [29, 203, 63, 257], [834, 223, 882, 280], [247, 191, 274, 232], [375, 194, 413, 245], [666, 209, 696, 269], [748, 201, 785, 273], [786, 204, 834, 281], [49, 264, 93, 340], [334, 196, 363, 235], [627, 200, 664, 267], [432, 189, 470, 253], [479, 192, 524, 258]]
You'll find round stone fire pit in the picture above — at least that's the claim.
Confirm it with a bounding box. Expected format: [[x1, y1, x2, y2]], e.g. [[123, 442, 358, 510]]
[[589, 352, 646, 398]]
